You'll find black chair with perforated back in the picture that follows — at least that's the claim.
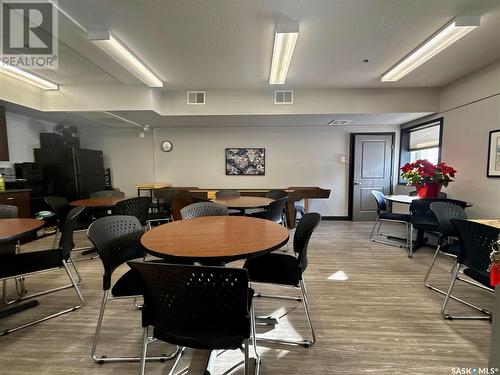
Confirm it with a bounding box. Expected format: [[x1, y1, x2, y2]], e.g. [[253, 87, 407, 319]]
[[215, 189, 241, 198], [0, 206, 85, 336], [128, 262, 260, 375], [113, 197, 151, 226], [409, 198, 467, 257], [370, 190, 411, 255], [250, 197, 287, 224], [0, 204, 19, 256], [266, 189, 287, 199], [441, 219, 499, 320], [146, 189, 178, 229], [87, 215, 179, 364], [425, 202, 467, 295], [90, 190, 125, 198], [243, 213, 321, 347], [180, 202, 229, 220]]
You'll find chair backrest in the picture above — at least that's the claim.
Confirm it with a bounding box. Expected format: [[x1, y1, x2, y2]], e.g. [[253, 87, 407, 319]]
[[265, 197, 288, 223], [0, 204, 18, 218], [153, 188, 178, 207], [58, 206, 85, 260], [451, 219, 500, 278], [90, 190, 125, 198], [180, 202, 229, 220], [265, 189, 288, 199], [293, 212, 321, 275], [410, 198, 466, 226], [371, 190, 387, 213], [87, 215, 145, 290], [128, 261, 251, 346], [430, 201, 467, 238], [113, 197, 151, 224], [44, 196, 70, 223], [216, 189, 240, 198]]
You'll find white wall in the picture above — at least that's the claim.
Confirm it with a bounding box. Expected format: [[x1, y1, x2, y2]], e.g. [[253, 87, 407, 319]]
[[80, 124, 399, 216], [4, 111, 54, 163], [398, 60, 500, 219]]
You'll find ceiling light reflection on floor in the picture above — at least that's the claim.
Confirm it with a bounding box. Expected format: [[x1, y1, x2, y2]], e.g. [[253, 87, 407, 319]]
[[328, 271, 348, 281]]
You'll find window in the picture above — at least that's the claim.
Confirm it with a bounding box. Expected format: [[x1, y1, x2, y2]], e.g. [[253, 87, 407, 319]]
[[399, 118, 443, 184]]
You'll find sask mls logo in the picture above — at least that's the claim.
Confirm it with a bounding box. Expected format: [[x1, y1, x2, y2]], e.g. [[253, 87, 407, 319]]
[[1, 0, 58, 69]]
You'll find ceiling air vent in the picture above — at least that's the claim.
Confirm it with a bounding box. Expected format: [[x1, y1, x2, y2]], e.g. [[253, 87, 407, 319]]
[[274, 90, 293, 104], [187, 91, 205, 105], [328, 119, 352, 126]]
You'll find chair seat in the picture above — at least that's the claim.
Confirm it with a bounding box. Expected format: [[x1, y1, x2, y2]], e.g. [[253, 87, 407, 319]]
[[112, 269, 145, 297], [462, 268, 492, 289], [440, 242, 461, 256], [0, 249, 61, 278], [379, 212, 411, 222], [243, 253, 300, 286], [412, 217, 439, 232]]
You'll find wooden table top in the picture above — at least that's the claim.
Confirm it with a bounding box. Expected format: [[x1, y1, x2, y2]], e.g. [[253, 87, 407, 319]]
[[70, 197, 124, 208], [136, 183, 172, 189], [0, 218, 44, 242], [471, 219, 500, 229], [141, 216, 289, 263], [211, 196, 275, 209]]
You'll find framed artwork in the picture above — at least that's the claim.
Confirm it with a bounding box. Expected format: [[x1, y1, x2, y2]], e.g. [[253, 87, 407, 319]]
[[225, 148, 265, 175], [487, 129, 500, 178]]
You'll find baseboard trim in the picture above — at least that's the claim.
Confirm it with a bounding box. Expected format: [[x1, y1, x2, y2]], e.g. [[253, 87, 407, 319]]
[[321, 216, 351, 221]]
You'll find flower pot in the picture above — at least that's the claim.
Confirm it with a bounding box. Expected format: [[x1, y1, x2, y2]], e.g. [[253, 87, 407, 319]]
[[415, 183, 442, 198]]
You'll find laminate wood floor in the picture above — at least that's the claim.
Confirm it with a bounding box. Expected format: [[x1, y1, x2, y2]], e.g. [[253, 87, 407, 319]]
[[0, 221, 493, 375]]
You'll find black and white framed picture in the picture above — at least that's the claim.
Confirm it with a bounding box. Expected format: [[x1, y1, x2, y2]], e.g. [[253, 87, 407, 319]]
[[487, 129, 500, 178], [225, 148, 265, 175]]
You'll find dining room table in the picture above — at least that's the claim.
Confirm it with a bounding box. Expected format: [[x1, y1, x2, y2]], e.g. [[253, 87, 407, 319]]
[[141, 215, 289, 374], [0, 218, 45, 319]]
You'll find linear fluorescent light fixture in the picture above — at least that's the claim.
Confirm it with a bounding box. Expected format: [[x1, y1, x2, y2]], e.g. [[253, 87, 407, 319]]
[[269, 23, 299, 85], [0, 63, 58, 90], [382, 16, 480, 82], [88, 31, 163, 88]]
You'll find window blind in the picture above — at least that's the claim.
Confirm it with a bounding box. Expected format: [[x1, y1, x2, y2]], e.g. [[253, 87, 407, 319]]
[[409, 124, 440, 150]]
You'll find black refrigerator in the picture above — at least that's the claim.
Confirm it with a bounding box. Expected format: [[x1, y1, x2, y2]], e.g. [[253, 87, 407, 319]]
[[34, 147, 105, 200]]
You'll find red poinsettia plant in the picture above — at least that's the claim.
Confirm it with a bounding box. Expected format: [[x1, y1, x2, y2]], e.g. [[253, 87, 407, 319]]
[[400, 159, 457, 187]]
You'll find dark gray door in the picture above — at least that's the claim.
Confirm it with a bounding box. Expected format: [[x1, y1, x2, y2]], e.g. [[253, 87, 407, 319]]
[[351, 134, 394, 221]]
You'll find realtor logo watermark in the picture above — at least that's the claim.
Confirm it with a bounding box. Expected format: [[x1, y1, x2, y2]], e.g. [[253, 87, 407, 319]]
[[1, 0, 58, 69]]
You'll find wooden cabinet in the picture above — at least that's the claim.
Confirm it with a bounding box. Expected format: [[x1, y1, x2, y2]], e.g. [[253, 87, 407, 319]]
[[0, 190, 31, 217]]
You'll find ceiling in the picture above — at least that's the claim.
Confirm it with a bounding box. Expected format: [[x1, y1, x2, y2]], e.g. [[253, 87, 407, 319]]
[[32, 0, 500, 90]]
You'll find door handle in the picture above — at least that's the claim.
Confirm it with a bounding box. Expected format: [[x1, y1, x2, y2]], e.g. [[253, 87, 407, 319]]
[[353, 182, 362, 185]]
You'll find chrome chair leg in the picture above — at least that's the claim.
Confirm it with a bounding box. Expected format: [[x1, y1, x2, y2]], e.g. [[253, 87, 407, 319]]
[[251, 304, 261, 375], [1, 261, 83, 336], [255, 279, 315, 347], [441, 264, 492, 320], [139, 327, 149, 375], [369, 217, 379, 241], [91, 290, 179, 364]]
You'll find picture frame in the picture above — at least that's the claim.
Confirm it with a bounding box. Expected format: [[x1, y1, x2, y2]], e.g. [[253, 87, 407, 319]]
[[487, 129, 500, 178], [225, 148, 265, 176]]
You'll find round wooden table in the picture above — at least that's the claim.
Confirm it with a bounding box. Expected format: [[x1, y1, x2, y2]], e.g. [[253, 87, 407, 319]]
[[384, 194, 473, 207], [212, 196, 274, 210], [0, 218, 44, 242], [70, 197, 124, 208], [141, 216, 289, 263]]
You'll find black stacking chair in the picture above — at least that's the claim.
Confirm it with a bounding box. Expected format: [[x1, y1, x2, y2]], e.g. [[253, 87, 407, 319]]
[[0, 204, 19, 255], [370, 191, 411, 255], [146, 189, 178, 229], [0, 207, 85, 336], [266, 189, 287, 199], [87, 215, 179, 364], [180, 202, 229, 220], [113, 197, 151, 226], [250, 197, 287, 223], [425, 202, 467, 295], [441, 219, 499, 320], [128, 262, 260, 375], [243, 213, 321, 347], [90, 190, 125, 198], [44, 196, 96, 258], [215, 189, 241, 198], [409, 198, 467, 257]]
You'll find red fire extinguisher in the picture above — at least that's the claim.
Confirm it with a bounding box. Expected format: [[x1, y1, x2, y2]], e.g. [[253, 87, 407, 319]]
[[488, 240, 500, 287]]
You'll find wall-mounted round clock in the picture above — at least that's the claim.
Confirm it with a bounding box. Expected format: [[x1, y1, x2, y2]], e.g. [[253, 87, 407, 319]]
[[160, 140, 173, 152]]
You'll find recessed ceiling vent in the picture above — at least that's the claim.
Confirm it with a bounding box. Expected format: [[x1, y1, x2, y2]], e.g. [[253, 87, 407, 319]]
[[187, 91, 205, 105], [328, 119, 352, 126], [274, 90, 293, 104]]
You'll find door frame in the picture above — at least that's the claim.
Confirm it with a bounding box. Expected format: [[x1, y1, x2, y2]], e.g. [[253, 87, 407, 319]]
[[347, 132, 396, 220]]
